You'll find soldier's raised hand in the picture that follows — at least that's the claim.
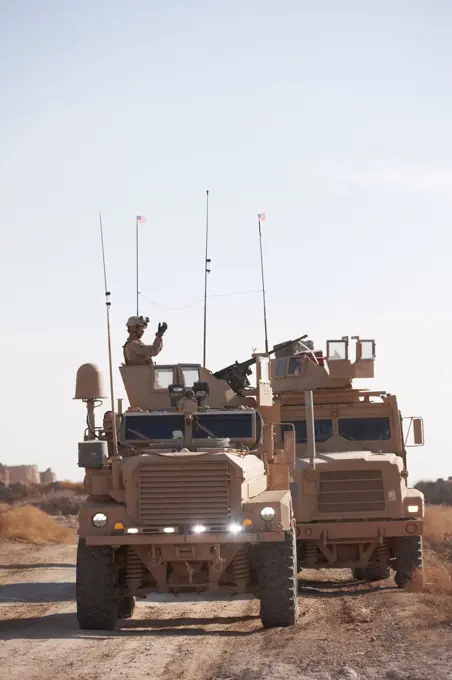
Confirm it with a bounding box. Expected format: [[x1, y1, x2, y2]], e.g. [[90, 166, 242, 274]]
[[157, 322, 168, 336]]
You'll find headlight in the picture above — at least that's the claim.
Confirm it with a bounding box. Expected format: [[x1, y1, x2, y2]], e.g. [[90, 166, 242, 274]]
[[407, 505, 420, 514], [163, 527, 175, 534], [92, 512, 107, 528], [228, 522, 242, 534], [260, 507, 276, 521], [192, 525, 206, 534], [126, 528, 139, 534]]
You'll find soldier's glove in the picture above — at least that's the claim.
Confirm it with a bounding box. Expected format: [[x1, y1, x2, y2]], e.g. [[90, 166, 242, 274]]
[[157, 322, 168, 336]]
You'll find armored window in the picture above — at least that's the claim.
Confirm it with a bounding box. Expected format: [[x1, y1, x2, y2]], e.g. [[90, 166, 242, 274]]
[[287, 357, 304, 375], [154, 367, 175, 390], [274, 359, 287, 377], [327, 340, 348, 360], [338, 417, 391, 441], [359, 340, 375, 360], [281, 419, 333, 444], [181, 366, 200, 387]]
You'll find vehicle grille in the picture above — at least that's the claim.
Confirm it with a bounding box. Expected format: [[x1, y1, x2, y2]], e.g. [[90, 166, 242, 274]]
[[318, 469, 385, 514], [139, 458, 230, 530]]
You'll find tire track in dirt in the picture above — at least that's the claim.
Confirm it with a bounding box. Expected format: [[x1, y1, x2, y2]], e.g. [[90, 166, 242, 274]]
[[1, 544, 451, 680]]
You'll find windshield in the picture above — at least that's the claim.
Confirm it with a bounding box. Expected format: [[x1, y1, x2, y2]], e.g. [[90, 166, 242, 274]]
[[124, 414, 185, 440], [123, 411, 258, 443], [281, 419, 333, 444], [194, 412, 256, 441], [338, 417, 391, 441]]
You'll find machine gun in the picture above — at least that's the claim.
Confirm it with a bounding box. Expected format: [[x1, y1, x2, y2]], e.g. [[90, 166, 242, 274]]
[[213, 334, 308, 396]]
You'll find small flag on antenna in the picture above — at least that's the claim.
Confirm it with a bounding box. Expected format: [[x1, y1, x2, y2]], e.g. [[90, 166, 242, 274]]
[[257, 213, 265, 222], [136, 215, 146, 223]]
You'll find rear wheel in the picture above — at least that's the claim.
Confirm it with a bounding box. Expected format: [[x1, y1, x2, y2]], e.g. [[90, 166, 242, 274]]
[[256, 529, 299, 628], [392, 536, 424, 589], [76, 538, 118, 630]]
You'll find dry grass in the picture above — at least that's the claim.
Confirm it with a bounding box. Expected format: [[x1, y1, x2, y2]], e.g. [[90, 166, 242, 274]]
[[57, 481, 85, 493], [424, 505, 452, 546], [423, 505, 452, 596], [0, 504, 75, 543]]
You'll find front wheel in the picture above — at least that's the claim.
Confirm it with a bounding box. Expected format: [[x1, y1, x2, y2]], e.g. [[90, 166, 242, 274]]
[[255, 529, 299, 628], [392, 536, 424, 589], [76, 538, 118, 630]]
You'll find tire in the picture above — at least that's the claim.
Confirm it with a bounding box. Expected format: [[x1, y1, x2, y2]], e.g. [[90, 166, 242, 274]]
[[256, 529, 299, 628], [76, 538, 118, 630], [352, 568, 363, 580], [118, 595, 135, 619], [392, 536, 424, 589]]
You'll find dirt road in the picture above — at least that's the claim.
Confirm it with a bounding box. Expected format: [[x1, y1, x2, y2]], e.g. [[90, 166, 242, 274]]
[[0, 541, 451, 680]]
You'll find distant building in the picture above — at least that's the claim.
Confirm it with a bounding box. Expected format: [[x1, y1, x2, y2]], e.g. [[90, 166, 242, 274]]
[[0, 463, 57, 486], [40, 468, 57, 484], [0, 464, 9, 485], [7, 465, 40, 485]]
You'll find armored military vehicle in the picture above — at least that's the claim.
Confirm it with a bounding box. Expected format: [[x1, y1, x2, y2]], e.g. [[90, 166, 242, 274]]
[[271, 335, 425, 587], [74, 354, 299, 630]]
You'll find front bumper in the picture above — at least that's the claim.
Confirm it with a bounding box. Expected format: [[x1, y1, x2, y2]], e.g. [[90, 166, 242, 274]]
[[84, 530, 286, 546], [296, 518, 422, 542]]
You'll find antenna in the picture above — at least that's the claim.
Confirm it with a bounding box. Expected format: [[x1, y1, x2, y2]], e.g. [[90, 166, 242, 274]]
[[202, 190, 210, 367], [257, 213, 269, 353], [136, 216, 140, 315], [99, 212, 119, 458]]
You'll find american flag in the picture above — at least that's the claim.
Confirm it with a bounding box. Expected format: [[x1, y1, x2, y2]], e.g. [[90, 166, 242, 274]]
[[257, 212, 266, 222], [136, 215, 146, 223]]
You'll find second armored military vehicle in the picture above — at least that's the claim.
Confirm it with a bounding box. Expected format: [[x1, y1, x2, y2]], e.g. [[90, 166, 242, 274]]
[[74, 353, 299, 630], [271, 335, 425, 587]]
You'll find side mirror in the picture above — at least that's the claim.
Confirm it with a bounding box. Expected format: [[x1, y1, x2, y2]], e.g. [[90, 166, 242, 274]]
[[404, 417, 424, 447], [413, 418, 424, 446]]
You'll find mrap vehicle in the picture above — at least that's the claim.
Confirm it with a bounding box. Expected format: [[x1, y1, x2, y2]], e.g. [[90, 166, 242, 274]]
[[74, 354, 299, 630], [271, 335, 425, 586]]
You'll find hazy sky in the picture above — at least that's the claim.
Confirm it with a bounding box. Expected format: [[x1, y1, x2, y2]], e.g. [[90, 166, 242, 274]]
[[0, 1, 450, 483]]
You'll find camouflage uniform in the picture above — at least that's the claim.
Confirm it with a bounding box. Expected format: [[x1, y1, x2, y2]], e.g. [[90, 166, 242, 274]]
[[123, 333, 163, 366], [122, 315, 167, 366]]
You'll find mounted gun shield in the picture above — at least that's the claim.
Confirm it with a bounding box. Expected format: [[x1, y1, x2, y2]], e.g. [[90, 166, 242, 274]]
[[273, 334, 425, 589], [74, 350, 299, 630], [213, 334, 308, 398]]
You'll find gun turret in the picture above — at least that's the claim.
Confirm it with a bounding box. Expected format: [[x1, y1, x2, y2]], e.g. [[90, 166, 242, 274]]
[[214, 334, 308, 396]]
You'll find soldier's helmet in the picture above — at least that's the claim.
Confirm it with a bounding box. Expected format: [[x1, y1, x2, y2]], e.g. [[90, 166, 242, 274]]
[[126, 315, 150, 329]]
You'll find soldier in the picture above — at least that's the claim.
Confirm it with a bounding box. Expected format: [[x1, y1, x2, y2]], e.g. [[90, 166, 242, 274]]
[[123, 316, 167, 366]]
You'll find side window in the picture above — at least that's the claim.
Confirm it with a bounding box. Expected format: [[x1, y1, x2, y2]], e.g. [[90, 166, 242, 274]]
[[154, 368, 175, 390], [338, 417, 391, 441]]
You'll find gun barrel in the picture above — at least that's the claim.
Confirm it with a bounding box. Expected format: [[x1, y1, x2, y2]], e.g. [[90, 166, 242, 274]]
[[269, 333, 308, 355]]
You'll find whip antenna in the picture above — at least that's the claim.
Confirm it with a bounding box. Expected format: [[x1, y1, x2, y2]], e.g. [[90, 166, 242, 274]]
[[202, 190, 210, 367], [99, 212, 119, 458], [257, 213, 269, 353]]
